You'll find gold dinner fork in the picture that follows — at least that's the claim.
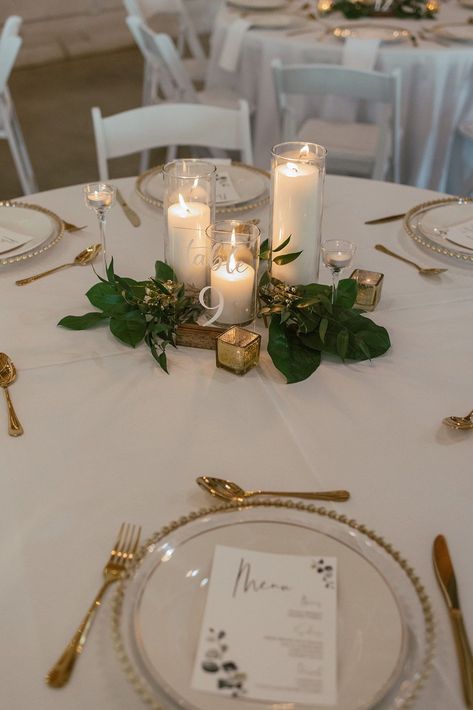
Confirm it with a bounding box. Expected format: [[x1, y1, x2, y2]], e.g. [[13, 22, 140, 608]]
[[46, 522, 141, 688]]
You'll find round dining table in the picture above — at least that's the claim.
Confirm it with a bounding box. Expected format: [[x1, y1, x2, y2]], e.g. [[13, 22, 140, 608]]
[[1, 173, 472, 709], [206, 1, 473, 194]]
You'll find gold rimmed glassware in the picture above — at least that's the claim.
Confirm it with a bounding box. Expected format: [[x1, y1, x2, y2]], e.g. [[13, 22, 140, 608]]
[[83, 182, 116, 277]]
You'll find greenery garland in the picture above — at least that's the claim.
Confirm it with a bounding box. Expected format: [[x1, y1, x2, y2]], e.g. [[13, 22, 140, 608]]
[[327, 0, 436, 19], [59, 242, 391, 383]]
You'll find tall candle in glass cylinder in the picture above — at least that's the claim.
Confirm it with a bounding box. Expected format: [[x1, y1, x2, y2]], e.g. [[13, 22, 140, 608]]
[[270, 142, 326, 284], [163, 160, 216, 290]]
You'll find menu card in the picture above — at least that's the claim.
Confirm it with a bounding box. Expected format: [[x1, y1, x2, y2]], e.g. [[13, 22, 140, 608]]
[[444, 217, 473, 249], [215, 170, 240, 204], [0, 227, 33, 255], [191, 545, 337, 705]]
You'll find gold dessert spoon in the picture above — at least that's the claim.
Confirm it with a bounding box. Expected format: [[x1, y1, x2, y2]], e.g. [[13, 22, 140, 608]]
[[375, 244, 447, 276], [0, 353, 23, 436], [443, 410, 473, 430], [196, 475, 350, 502], [15, 244, 101, 285]]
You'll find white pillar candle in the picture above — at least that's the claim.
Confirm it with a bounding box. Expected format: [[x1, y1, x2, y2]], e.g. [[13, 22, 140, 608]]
[[86, 191, 113, 209], [167, 194, 210, 289], [271, 157, 321, 284], [327, 251, 352, 269], [210, 253, 255, 325]]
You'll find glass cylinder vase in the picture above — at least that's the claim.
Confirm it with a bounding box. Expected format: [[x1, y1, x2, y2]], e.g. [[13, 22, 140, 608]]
[[270, 142, 326, 285], [163, 159, 216, 291], [203, 220, 260, 327]]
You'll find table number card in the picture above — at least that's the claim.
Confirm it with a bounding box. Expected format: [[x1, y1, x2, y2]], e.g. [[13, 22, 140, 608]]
[[191, 545, 337, 705], [215, 171, 240, 204]]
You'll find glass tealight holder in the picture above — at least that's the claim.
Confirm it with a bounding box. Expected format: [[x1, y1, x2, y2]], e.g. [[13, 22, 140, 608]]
[[163, 159, 216, 292], [203, 220, 260, 327], [216, 327, 261, 376], [83, 182, 116, 277], [270, 141, 326, 285], [321, 239, 356, 304], [350, 269, 384, 311]]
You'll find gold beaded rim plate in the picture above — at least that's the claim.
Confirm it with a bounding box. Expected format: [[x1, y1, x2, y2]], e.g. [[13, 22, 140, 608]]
[[0, 201, 64, 266], [111, 500, 435, 710], [135, 162, 270, 214], [403, 196, 473, 263], [331, 23, 411, 43]]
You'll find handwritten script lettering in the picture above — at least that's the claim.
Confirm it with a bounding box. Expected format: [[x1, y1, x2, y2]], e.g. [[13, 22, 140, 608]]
[[232, 557, 291, 598]]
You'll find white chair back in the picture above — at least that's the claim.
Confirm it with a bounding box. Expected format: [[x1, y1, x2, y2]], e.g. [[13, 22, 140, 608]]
[[91, 100, 253, 180], [272, 60, 401, 182], [0, 15, 37, 194]]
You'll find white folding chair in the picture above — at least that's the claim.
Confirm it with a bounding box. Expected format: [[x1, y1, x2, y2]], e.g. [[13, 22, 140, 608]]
[[123, 0, 207, 81], [91, 100, 253, 181], [0, 16, 37, 195], [272, 60, 401, 182]]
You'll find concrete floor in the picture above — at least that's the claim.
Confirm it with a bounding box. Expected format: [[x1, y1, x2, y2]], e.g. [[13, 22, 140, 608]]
[[0, 46, 147, 199]]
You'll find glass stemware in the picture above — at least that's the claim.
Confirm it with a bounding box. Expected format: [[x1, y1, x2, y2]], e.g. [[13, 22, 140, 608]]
[[321, 239, 356, 304], [83, 183, 116, 277]]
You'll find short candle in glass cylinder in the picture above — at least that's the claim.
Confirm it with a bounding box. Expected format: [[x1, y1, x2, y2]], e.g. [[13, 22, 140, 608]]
[[216, 327, 261, 375], [270, 142, 326, 285], [163, 160, 216, 291], [350, 269, 384, 311]]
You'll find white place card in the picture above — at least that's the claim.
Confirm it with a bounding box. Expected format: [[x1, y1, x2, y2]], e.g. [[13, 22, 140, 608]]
[[215, 170, 240, 204], [191, 545, 337, 705], [445, 217, 473, 249], [0, 226, 33, 255]]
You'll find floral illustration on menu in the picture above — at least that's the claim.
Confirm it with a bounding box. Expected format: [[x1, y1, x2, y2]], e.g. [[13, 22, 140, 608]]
[[201, 627, 247, 697]]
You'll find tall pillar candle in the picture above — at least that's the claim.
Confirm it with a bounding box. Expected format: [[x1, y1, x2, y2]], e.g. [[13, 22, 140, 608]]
[[167, 194, 210, 289], [270, 142, 326, 285]]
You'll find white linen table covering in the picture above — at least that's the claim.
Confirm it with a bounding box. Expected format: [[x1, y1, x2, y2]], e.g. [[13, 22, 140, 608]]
[[1, 176, 472, 709], [206, 3, 473, 193]]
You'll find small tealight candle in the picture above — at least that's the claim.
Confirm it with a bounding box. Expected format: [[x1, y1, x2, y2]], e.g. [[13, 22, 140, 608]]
[[326, 251, 353, 270], [350, 269, 384, 311], [216, 327, 261, 376], [86, 190, 113, 210]]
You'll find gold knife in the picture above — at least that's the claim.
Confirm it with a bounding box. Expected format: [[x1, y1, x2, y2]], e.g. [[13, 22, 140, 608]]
[[116, 189, 141, 227], [365, 212, 406, 225], [433, 534, 473, 707]]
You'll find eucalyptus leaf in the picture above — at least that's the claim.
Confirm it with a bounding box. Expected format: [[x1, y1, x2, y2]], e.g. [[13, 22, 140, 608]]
[[109, 310, 147, 347], [268, 316, 322, 384], [86, 282, 128, 314], [273, 251, 303, 266], [272, 235, 292, 253], [155, 260, 177, 283], [336, 279, 357, 309], [58, 312, 109, 330], [336, 329, 349, 360], [319, 317, 328, 344]]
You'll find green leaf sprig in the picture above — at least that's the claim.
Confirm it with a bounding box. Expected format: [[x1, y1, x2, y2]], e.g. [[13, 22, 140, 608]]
[[58, 260, 201, 373], [328, 0, 436, 19]]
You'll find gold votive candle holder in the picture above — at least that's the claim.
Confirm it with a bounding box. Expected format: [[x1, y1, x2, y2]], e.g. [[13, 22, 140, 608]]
[[216, 327, 261, 375], [350, 269, 384, 311]]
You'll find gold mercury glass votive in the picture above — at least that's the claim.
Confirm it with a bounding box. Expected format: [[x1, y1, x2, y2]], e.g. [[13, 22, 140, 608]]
[[216, 327, 261, 375], [350, 269, 384, 311]]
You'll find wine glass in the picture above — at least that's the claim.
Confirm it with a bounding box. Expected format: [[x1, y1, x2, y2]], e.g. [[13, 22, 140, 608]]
[[321, 239, 356, 304], [83, 183, 116, 277]]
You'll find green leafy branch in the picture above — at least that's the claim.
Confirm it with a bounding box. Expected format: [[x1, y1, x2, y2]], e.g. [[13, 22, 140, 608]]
[[58, 260, 202, 373], [329, 0, 436, 19]]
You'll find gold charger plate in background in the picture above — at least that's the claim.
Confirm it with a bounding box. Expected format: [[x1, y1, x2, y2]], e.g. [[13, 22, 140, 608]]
[[0, 201, 64, 266]]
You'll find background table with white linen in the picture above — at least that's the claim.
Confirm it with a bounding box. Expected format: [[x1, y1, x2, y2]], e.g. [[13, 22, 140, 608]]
[[206, 2, 473, 193], [1, 175, 472, 709]]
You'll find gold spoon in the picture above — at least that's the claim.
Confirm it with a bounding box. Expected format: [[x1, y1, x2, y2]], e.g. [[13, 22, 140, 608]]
[[375, 244, 447, 276], [15, 244, 101, 286], [0, 353, 23, 436], [443, 410, 473, 430], [196, 475, 350, 502]]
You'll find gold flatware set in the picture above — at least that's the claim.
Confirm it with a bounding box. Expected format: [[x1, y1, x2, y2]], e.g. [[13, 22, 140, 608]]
[[196, 475, 350, 503], [15, 244, 101, 285], [46, 522, 141, 688], [375, 243, 447, 276], [0, 352, 23, 436]]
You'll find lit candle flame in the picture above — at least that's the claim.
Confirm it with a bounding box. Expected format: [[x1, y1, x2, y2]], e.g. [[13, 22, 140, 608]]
[[228, 252, 237, 274], [300, 144, 310, 159], [178, 193, 190, 213], [231, 227, 236, 247]]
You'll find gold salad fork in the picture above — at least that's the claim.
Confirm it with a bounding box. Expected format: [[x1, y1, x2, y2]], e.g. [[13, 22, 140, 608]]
[[46, 522, 141, 688]]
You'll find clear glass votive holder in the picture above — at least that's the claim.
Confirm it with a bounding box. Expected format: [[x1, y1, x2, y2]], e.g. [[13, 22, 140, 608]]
[[83, 182, 116, 277], [270, 142, 326, 285], [350, 269, 384, 311], [216, 327, 261, 376], [203, 220, 260, 327], [163, 159, 216, 291]]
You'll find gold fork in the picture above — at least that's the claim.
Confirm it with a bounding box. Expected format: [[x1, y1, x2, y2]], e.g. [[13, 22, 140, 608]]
[[46, 522, 141, 688]]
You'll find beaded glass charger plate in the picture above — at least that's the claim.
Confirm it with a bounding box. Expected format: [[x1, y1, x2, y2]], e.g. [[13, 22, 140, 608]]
[[431, 22, 473, 42], [112, 502, 434, 710], [403, 197, 473, 263], [227, 0, 288, 8], [332, 23, 411, 42], [136, 163, 270, 214], [0, 201, 64, 266]]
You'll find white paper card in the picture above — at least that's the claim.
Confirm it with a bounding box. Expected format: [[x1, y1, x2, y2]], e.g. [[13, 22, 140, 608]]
[[0, 226, 33, 255], [445, 217, 473, 248], [215, 170, 240, 204], [191, 545, 337, 705]]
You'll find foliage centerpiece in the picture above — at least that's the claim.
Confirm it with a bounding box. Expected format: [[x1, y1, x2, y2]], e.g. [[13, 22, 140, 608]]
[[322, 0, 437, 19]]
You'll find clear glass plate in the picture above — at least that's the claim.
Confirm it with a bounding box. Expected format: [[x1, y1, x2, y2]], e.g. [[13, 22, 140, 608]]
[[332, 23, 411, 43], [432, 22, 473, 42], [112, 502, 434, 710], [136, 163, 270, 214], [403, 197, 473, 264], [227, 0, 288, 8], [0, 201, 64, 266]]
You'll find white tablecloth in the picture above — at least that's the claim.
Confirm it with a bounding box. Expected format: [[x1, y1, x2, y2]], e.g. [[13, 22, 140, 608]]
[[206, 3, 473, 193], [1, 175, 472, 709]]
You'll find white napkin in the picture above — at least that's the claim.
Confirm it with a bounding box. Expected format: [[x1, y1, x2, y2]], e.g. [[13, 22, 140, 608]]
[[218, 18, 252, 72], [0, 226, 33, 255], [342, 37, 381, 70]]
